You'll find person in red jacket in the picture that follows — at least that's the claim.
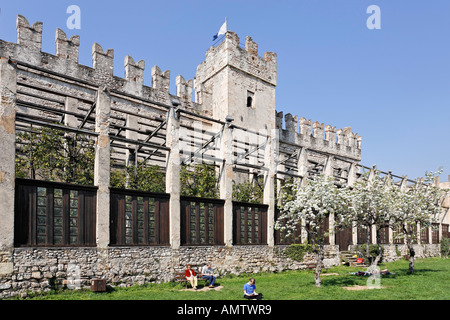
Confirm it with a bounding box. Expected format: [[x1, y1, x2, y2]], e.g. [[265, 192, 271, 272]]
[[185, 264, 198, 290]]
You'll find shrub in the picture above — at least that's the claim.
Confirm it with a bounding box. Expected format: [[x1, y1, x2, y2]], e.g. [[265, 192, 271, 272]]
[[232, 179, 263, 204], [357, 244, 384, 264], [441, 237, 450, 258], [284, 244, 315, 262], [181, 163, 219, 199]]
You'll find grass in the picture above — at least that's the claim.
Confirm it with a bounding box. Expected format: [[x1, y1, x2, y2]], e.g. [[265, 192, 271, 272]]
[[15, 257, 450, 300]]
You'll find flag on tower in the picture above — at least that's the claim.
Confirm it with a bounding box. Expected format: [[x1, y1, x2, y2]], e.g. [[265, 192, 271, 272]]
[[213, 19, 227, 41]]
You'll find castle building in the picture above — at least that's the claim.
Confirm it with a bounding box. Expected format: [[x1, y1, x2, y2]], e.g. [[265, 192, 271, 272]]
[[0, 15, 447, 297]]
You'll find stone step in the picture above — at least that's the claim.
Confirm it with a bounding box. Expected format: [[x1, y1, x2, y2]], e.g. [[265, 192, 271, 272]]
[[349, 262, 369, 268], [341, 252, 368, 267]]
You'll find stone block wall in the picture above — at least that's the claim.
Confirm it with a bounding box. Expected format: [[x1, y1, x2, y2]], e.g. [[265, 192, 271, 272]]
[[348, 243, 441, 263], [0, 245, 341, 299]]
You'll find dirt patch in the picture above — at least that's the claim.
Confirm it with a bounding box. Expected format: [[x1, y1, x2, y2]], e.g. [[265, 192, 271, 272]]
[[321, 273, 339, 276], [179, 285, 224, 292], [342, 285, 386, 291]]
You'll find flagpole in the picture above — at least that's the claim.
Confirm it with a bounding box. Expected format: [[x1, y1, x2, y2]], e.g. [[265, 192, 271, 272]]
[[212, 18, 228, 46]]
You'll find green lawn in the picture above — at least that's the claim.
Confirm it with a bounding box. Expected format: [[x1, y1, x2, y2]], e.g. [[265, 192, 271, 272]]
[[18, 257, 450, 300]]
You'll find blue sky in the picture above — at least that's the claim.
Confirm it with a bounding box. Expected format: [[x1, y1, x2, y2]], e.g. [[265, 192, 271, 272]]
[[0, 0, 449, 181]]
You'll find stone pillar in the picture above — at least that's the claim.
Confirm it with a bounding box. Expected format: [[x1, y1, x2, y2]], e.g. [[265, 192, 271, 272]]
[[297, 147, 308, 185], [219, 121, 234, 247], [276, 154, 287, 207], [324, 156, 334, 179], [347, 163, 358, 187], [297, 148, 308, 243], [94, 87, 111, 249], [324, 156, 335, 246], [125, 114, 138, 187], [368, 166, 377, 244], [348, 163, 359, 246], [0, 58, 17, 275], [64, 97, 79, 127], [264, 129, 278, 247], [386, 172, 394, 245], [427, 225, 433, 245], [166, 106, 181, 249]]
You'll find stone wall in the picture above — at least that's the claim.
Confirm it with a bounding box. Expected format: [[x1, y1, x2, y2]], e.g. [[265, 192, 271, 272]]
[[0, 245, 340, 299], [348, 243, 442, 262], [0, 242, 442, 299]]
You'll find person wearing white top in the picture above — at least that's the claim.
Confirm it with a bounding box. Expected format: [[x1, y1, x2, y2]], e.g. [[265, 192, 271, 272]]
[[201, 263, 216, 288]]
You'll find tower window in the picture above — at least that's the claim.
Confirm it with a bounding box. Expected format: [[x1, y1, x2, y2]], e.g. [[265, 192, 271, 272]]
[[247, 91, 254, 108], [247, 97, 253, 108]]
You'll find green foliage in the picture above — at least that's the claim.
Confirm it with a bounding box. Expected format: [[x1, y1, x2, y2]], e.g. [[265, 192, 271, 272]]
[[441, 237, 450, 258], [111, 162, 166, 193], [357, 244, 385, 264], [276, 177, 295, 205], [283, 244, 315, 262], [180, 163, 219, 198], [232, 177, 264, 204], [16, 128, 95, 185]]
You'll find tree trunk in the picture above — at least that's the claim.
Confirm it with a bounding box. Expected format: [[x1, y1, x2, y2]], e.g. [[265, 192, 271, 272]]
[[407, 241, 415, 273], [371, 228, 382, 268], [372, 244, 382, 267], [365, 224, 371, 264], [314, 245, 325, 288]]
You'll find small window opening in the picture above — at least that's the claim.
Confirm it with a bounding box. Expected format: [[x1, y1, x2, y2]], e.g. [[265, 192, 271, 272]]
[[247, 97, 253, 108], [247, 91, 254, 108]]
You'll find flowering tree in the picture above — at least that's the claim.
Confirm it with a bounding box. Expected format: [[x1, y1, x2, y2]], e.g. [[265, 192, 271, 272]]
[[338, 169, 396, 268], [391, 169, 448, 273], [275, 174, 351, 287]]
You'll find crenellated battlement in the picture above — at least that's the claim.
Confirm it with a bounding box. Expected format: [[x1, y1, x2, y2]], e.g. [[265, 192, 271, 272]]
[[0, 14, 195, 110], [276, 111, 361, 160], [55, 28, 80, 62], [0, 14, 361, 162], [176, 75, 193, 102], [194, 31, 278, 130], [16, 15, 43, 51], [195, 31, 277, 92], [92, 42, 114, 75]]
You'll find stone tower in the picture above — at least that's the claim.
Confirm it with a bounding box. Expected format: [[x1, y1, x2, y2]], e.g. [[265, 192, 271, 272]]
[[194, 31, 277, 132]]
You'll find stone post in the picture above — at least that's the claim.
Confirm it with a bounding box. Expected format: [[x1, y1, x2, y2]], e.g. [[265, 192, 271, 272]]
[[94, 87, 111, 249], [126, 114, 138, 187], [400, 176, 409, 243], [64, 97, 79, 127], [0, 58, 16, 275], [219, 121, 234, 247], [368, 166, 377, 244], [348, 163, 359, 246], [276, 154, 287, 207], [297, 147, 308, 243], [386, 172, 394, 245], [347, 163, 358, 187], [297, 147, 308, 185], [324, 156, 335, 246], [264, 129, 278, 247], [166, 106, 181, 249]]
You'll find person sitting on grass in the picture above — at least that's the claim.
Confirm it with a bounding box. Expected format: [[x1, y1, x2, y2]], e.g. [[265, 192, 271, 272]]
[[243, 278, 263, 300]]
